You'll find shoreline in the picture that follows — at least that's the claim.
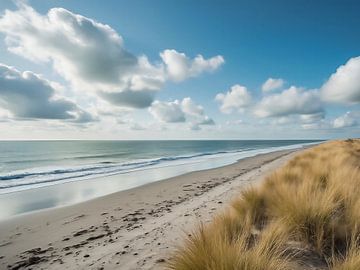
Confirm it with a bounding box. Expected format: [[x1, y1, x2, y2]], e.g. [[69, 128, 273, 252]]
[[0, 148, 305, 270], [2, 141, 317, 195], [0, 142, 316, 220]]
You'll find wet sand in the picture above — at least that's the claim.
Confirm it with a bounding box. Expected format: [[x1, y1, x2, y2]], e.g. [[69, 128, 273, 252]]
[[0, 148, 304, 270]]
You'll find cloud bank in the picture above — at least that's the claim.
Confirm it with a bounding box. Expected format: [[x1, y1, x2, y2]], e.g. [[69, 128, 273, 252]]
[[254, 86, 323, 118], [0, 4, 224, 109], [0, 3, 359, 137], [214, 54, 360, 133], [333, 111, 358, 128], [0, 64, 92, 122]]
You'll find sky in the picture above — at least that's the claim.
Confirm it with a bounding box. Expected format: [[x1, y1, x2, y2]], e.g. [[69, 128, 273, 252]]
[[0, 0, 359, 140]]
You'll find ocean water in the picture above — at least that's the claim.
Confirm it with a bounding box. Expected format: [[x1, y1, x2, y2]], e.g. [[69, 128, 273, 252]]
[[0, 140, 321, 195]]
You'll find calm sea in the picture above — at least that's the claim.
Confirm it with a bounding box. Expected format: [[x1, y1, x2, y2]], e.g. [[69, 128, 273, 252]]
[[0, 140, 321, 195]]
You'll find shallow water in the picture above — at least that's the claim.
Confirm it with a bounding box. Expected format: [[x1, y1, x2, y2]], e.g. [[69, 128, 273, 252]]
[[0, 140, 321, 219], [0, 140, 321, 194]]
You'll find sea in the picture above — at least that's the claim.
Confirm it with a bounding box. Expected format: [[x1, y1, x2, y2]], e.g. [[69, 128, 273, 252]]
[[0, 140, 322, 218], [0, 140, 321, 194]]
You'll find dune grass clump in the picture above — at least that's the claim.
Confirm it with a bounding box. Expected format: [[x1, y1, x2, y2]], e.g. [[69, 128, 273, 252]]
[[331, 236, 360, 270], [169, 213, 292, 270], [168, 139, 360, 270]]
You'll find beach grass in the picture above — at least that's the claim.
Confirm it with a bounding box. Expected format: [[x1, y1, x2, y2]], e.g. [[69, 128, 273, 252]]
[[168, 139, 360, 270]]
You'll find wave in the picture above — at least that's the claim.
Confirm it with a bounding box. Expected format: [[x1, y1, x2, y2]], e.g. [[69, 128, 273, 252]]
[[1, 152, 129, 165], [0, 148, 254, 190], [0, 142, 320, 193]]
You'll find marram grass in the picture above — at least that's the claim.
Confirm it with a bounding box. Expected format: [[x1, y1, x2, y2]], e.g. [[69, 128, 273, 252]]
[[168, 139, 360, 270]]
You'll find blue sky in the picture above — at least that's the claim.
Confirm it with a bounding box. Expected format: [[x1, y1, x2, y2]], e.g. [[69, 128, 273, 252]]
[[0, 0, 359, 139]]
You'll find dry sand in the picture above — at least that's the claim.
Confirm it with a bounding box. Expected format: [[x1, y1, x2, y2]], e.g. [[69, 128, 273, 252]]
[[0, 149, 303, 270]]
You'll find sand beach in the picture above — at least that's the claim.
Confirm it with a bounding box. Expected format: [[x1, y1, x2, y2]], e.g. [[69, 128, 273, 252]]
[[0, 149, 301, 270]]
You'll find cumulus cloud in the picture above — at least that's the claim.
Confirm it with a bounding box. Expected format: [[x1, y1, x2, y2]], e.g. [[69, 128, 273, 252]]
[[197, 116, 215, 125], [0, 64, 93, 122], [100, 90, 156, 109], [333, 111, 358, 128], [160, 49, 224, 82], [321, 56, 360, 104], [181, 97, 205, 116], [180, 97, 214, 125], [299, 112, 325, 124], [216, 80, 330, 130], [298, 112, 327, 130], [254, 86, 323, 118], [71, 110, 96, 123], [0, 4, 138, 87], [0, 4, 224, 109], [188, 118, 215, 131], [261, 78, 284, 92], [149, 100, 186, 123], [149, 97, 214, 129], [215, 84, 252, 114]]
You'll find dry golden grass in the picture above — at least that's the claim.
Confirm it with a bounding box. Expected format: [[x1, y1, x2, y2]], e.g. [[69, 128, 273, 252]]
[[168, 139, 360, 270]]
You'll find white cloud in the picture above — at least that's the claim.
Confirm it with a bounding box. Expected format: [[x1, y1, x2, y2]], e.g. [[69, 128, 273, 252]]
[[299, 112, 327, 130], [189, 123, 201, 131], [181, 97, 204, 116], [263, 113, 327, 130], [149, 100, 186, 123], [271, 116, 293, 125], [0, 4, 138, 88], [187, 118, 215, 131], [129, 122, 146, 131], [333, 111, 358, 128], [0, 63, 93, 122], [149, 97, 214, 129], [254, 86, 323, 118], [71, 110, 96, 124], [225, 119, 243, 125], [299, 112, 325, 124], [160, 49, 224, 82], [0, 4, 224, 109], [197, 116, 215, 125], [261, 78, 284, 92], [301, 123, 324, 130], [100, 89, 156, 108], [321, 56, 360, 104], [215, 84, 252, 114], [0, 107, 11, 122], [181, 98, 215, 125], [115, 116, 147, 130]]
